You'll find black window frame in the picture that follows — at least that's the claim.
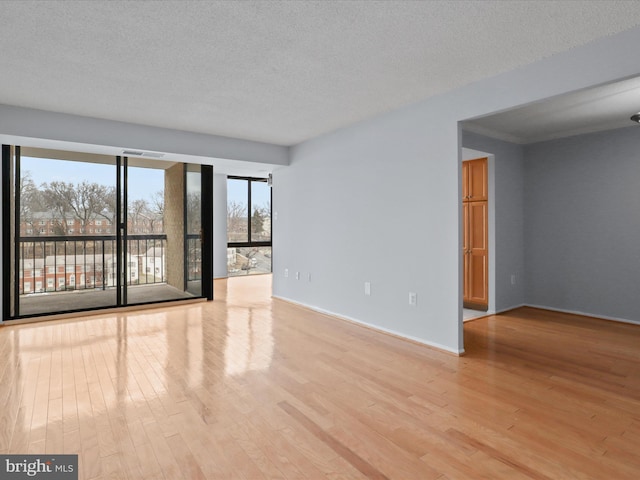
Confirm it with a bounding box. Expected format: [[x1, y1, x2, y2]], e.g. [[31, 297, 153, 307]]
[[1, 144, 214, 320], [227, 176, 272, 249]]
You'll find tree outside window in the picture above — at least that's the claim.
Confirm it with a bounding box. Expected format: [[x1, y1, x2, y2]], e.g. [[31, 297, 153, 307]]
[[227, 177, 272, 276]]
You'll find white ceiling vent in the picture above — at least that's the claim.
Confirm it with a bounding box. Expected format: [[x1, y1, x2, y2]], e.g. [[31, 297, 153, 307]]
[[122, 149, 165, 158], [141, 152, 165, 158]]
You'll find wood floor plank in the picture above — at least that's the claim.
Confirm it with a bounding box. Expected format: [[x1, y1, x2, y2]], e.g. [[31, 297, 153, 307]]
[[227, 419, 287, 480], [249, 411, 329, 479], [208, 420, 270, 480], [164, 433, 207, 480], [141, 420, 182, 480], [279, 400, 390, 480]]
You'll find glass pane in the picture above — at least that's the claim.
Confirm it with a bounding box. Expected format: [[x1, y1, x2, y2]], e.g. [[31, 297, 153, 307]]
[[12, 149, 206, 318], [126, 161, 166, 303], [227, 178, 248, 242], [185, 166, 202, 296], [18, 151, 118, 316], [126, 160, 201, 304], [251, 180, 271, 242], [227, 246, 272, 276]]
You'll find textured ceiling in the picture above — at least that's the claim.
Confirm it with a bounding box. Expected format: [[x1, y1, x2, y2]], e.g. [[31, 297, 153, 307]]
[[2, 1, 640, 146]]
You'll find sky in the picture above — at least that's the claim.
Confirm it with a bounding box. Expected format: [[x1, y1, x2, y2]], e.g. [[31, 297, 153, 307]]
[[22, 156, 270, 207], [24, 156, 168, 202], [227, 177, 271, 211]]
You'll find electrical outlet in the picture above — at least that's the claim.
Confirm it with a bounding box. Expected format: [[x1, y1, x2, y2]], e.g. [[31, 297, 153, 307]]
[[409, 292, 417, 306], [284, 268, 288, 278], [364, 282, 371, 296], [307, 273, 311, 282], [295, 271, 300, 280], [511, 274, 516, 285]]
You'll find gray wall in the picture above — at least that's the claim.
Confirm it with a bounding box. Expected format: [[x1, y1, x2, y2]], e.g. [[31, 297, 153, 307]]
[[462, 131, 526, 312], [273, 26, 640, 353], [213, 173, 229, 279], [0, 104, 289, 166], [524, 126, 640, 324], [274, 107, 461, 353]]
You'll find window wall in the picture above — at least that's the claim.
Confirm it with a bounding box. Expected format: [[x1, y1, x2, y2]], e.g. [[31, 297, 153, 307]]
[[2, 144, 213, 319], [227, 176, 272, 276]]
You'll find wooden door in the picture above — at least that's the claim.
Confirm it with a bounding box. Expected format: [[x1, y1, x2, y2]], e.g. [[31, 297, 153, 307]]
[[467, 158, 487, 201], [466, 201, 488, 307], [463, 157, 488, 310], [462, 161, 470, 200], [463, 202, 469, 301]]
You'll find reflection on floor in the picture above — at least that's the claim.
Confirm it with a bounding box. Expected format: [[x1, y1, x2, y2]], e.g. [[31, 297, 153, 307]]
[[2, 275, 639, 478], [19, 283, 195, 316]]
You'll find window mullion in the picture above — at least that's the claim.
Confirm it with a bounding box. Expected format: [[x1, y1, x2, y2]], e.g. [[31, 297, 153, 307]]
[[247, 178, 252, 244]]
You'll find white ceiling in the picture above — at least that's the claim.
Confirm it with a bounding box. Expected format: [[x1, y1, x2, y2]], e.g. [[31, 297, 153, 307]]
[[2, 1, 640, 147], [464, 75, 640, 144]]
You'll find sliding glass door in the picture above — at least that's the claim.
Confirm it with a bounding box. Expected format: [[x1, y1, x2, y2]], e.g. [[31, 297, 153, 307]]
[[2, 145, 212, 319]]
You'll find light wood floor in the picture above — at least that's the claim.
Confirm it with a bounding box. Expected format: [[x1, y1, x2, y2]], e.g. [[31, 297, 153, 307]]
[[1, 275, 639, 479]]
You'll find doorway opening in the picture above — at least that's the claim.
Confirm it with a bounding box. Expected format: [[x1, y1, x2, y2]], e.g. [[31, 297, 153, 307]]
[[462, 149, 495, 321]]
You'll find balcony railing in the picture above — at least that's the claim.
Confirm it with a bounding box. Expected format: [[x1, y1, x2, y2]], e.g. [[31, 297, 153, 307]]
[[17, 234, 171, 295], [186, 234, 202, 281], [18, 233, 202, 296]]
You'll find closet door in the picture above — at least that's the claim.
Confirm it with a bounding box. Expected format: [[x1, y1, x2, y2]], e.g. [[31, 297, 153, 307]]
[[462, 161, 470, 200], [467, 200, 488, 307], [463, 157, 488, 310], [467, 158, 488, 201], [463, 201, 470, 303]]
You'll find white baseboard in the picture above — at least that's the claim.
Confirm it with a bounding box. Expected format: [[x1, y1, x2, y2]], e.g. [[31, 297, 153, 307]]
[[272, 295, 464, 356], [524, 304, 640, 326], [495, 303, 526, 315]]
